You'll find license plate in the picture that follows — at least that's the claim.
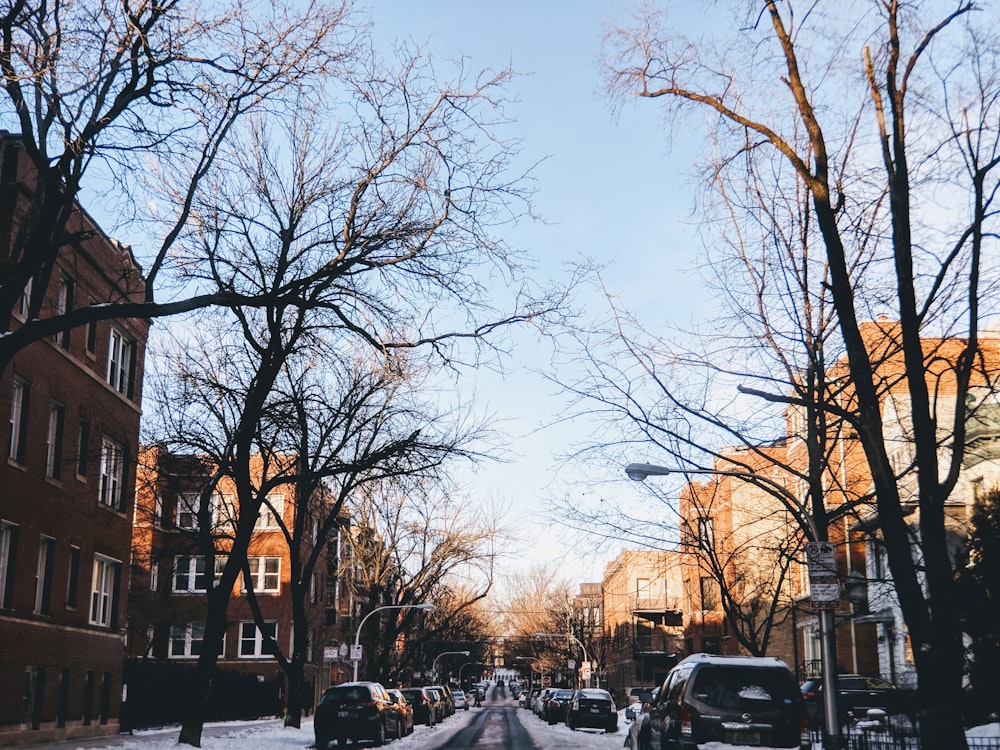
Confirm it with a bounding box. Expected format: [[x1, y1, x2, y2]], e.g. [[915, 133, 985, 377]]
[[725, 731, 760, 745], [337, 710, 353, 718], [590, 707, 601, 713]]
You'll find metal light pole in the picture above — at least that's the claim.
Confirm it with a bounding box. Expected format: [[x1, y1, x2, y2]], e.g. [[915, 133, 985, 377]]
[[535, 632, 590, 688], [625, 462, 842, 748], [431, 650, 470, 681], [352, 603, 433, 681]]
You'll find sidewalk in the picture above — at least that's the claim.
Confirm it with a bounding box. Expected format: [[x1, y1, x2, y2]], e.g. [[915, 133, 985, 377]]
[[6, 719, 297, 750]]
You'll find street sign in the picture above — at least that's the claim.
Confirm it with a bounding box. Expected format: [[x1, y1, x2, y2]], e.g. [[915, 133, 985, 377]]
[[567, 659, 576, 671], [581, 661, 592, 681], [350, 644, 362, 662], [806, 541, 840, 608], [541, 675, 551, 687], [323, 645, 337, 662]]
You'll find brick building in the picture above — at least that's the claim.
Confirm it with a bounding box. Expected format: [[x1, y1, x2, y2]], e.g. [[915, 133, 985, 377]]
[[0, 135, 149, 744], [601, 549, 684, 701], [127, 449, 352, 719]]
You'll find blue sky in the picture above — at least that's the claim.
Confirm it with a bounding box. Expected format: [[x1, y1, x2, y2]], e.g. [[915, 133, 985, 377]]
[[366, 1, 711, 579]]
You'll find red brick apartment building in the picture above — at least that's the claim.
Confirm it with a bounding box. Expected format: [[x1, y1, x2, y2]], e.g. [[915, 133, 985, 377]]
[[128, 450, 354, 720], [0, 135, 149, 745]]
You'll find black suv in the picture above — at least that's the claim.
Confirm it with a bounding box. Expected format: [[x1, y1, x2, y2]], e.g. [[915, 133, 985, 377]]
[[648, 654, 808, 750], [314, 681, 405, 748]]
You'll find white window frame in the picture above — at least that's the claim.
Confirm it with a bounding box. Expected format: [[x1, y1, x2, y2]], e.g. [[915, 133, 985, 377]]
[[106, 328, 132, 395], [45, 401, 64, 479], [34, 536, 54, 613], [238, 621, 277, 659], [99, 437, 125, 509], [176, 493, 198, 530], [256, 493, 284, 530], [90, 555, 120, 627], [169, 622, 223, 659], [172, 555, 225, 593], [17, 277, 32, 319], [244, 556, 280, 594], [8, 377, 28, 462], [1, 521, 17, 608]]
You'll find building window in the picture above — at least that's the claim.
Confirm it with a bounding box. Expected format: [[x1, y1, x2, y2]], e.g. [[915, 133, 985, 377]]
[[172, 555, 225, 593], [244, 557, 280, 594], [176, 493, 197, 530], [8, 377, 30, 464], [86, 302, 98, 356], [106, 328, 133, 395], [239, 621, 277, 658], [697, 517, 715, 551], [34, 536, 54, 614], [17, 277, 32, 319], [99, 437, 125, 510], [150, 557, 158, 592], [77, 419, 90, 478], [66, 545, 80, 608], [90, 555, 120, 627], [1, 521, 19, 608], [256, 493, 284, 529], [169, 623, 218, 659], [153, 493, 164, 526], [46, 402, 65, 480], [55, 277, 74, 349], [89, 557, 118, 627], [699, 576, 720, 611]]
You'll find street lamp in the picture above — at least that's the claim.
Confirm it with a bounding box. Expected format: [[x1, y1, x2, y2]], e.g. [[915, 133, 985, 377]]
[[352, 603, 433, 681], [431, 650, 471, 680], [535, 632, 591, 688], [625, 461, 842, 748]]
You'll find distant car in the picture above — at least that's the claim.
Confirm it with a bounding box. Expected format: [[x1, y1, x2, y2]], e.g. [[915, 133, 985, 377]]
[[386, 689, 414, 736], [453, 689, 470, 710], [401, 686, 437, 726], [314, 681, 405, 748], [648, 654, 807, 749], [517, 690, 530, 708], [544, 689, 576, 724], [565, 688, 618, 733], [801, 674, 917, 726]]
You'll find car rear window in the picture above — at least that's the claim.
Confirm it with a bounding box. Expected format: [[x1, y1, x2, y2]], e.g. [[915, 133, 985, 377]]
[[322, 686, 370, 703], [690, 667, 798, 709]]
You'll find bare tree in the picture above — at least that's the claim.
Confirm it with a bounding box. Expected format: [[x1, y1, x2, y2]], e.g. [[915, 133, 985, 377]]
[[601, 2, 1000, 746], [135, 36, 560, 742], [344, 478, 510, 685], [0, 0, 354, 372]]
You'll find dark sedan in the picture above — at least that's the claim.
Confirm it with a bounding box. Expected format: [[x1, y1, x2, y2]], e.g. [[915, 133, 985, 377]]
[[544, 689, 576, 724], [566, 688, 618, 733], [401, 686, 437, 726], [801, 674, 917, 726]]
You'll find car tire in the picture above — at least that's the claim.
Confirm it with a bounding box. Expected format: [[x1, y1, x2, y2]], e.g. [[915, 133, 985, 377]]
[[567, 715, 575, 731], [315, 737, 328, 750], [372, 720, 385, 747]]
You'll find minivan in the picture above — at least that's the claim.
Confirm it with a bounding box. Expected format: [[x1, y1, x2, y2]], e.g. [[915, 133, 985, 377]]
[[647, 653, 809, 750]]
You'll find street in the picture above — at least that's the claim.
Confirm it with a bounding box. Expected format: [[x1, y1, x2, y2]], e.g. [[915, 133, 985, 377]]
[[13, 682, 628, 750]]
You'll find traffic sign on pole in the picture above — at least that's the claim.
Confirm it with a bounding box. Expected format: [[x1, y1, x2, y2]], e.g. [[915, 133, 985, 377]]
[[806, 541, 840, 609]]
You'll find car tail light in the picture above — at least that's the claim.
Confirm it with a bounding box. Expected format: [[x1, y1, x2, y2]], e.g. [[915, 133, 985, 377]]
[[680, 704, 694, 736], [802, 690, 816, 699]]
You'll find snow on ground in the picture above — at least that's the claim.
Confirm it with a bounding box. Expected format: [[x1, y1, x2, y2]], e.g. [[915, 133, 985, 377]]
[[24, 691, 1000, 750]]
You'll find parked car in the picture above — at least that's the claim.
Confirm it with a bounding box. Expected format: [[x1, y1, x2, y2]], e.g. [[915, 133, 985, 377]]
[[648, 654, 808, 750], [314, 681, 405, 748], [427, 684, 455, 716], [424, 687, 447, 722], [534, 687, 557, 717], [386, 689, 415, 736], [544, 689, 576, 724], [623, 685, 656, 721], [453, 689, 470, 710], [565, 688, 618, 733], [517, 690, 530, 708], [800, 674, 917, 726], [401, 686, 437, 727]]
